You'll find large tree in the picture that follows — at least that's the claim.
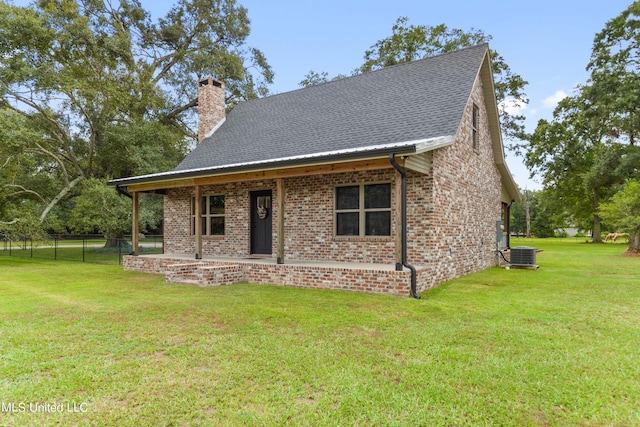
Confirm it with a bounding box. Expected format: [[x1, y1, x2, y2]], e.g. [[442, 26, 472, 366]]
[[526, 94, 621, 242], [0, 0, 273, 237], [587, 1, 640, 146], [525, 2, 640, 243], [299, 17, 529, 143]]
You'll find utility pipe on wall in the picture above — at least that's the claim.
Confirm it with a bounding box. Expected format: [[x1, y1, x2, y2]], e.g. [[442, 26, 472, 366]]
[[389, 153, 421, 299]]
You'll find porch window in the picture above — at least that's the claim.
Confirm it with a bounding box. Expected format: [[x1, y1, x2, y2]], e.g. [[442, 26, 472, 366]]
[[335, 183, 391, 236], [191, 195, 225, 236]]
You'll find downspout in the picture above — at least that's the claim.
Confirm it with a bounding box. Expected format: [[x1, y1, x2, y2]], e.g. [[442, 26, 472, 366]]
[[115, 185, 133, 199], [390, 153, 421, 299]]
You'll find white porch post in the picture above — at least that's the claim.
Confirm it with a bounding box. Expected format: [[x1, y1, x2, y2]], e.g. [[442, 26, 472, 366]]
[[131, 191, 139, 256]]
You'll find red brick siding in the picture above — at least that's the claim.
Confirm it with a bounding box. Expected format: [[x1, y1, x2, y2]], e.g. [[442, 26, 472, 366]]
[[163, 172, 398, 263], [123, 256, 418, 297], [156, 75, 503, 293], [409, 75, 502, 290], [164, 181, 274, 257], [284, 170, 397, 263]]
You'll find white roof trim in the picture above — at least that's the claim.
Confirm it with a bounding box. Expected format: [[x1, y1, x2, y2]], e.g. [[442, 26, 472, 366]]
[[110, 138, 430, 185]]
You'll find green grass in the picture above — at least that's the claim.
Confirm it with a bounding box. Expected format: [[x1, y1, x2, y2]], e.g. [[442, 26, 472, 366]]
[[1, 239, 639, 426]]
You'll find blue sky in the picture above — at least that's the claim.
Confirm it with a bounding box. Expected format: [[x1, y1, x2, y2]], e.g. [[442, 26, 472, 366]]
[[159, 0, 633, 190], [14, 0, 634, 190]]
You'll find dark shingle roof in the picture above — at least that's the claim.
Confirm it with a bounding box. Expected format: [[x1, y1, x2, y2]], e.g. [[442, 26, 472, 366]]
[[174, 44, 488, 172]]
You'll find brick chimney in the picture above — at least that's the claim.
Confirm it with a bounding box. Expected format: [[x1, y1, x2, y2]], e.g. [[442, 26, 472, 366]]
[[197, 78, 226, 143]]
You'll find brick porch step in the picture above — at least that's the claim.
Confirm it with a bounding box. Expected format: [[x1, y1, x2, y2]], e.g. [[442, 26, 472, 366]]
[[165, 262, 247, 287]]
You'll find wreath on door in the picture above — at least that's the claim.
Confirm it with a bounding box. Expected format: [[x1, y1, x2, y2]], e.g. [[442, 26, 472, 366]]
[[257, 206, 268, 220]]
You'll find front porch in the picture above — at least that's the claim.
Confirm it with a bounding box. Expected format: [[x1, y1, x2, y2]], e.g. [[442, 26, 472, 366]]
[[123, 254, 430, 296]]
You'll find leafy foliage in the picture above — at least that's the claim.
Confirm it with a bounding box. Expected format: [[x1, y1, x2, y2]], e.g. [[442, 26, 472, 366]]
[[298, 70, 347, 87], [525, 94, 620, 241], [525, 2, 640, 243], [68, 178, 159, 238], [599, 180, 640, 252], [68, 179, 131, 238], [510, 189, 558, 238], [0, 0, 273, 238], [587, 1, 640, 146]]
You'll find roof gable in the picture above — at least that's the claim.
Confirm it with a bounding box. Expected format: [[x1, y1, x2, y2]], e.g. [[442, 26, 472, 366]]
[[475, 50, 521, 202], [175, 44, 489, 172]]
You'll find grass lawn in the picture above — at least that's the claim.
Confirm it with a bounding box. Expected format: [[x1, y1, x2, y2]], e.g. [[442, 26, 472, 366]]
[[1, 239, 639, 426]]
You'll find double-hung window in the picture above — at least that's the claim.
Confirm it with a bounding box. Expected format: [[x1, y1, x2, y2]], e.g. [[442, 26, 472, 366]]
[[191, 195, 225, 236], [335, 183, 391, 236]]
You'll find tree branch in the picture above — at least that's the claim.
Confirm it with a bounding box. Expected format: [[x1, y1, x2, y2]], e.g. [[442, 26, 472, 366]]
[[151, 32, 223, 85], [32, 142, 72, 183], [162, 97, 197, 123], [4, 89, 71, 146], [39, 176, 83, 222], [4, 184, 47, 203], [0, 156, 12, 170], [3, 93, 86, 177]]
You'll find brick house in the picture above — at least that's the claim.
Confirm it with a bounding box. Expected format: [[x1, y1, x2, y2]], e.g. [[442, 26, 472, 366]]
[[109, 44, 520, 297]]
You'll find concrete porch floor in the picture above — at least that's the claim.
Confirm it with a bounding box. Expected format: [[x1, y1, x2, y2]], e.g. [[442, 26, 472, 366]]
[[136, 253, 402, 271]]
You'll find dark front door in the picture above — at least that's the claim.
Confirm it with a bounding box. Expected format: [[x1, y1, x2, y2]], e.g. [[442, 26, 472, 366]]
[[250, 190, 272, 255]]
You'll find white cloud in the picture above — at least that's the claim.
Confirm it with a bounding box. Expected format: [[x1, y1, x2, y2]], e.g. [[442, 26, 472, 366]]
[[500, 97, 527, 115], [543, 90, 568, 108]]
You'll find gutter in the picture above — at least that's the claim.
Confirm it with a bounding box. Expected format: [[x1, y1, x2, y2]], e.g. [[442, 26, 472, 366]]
[[389, 153, 421, 299]]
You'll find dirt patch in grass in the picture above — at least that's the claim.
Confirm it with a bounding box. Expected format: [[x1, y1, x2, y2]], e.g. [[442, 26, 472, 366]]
[[621, 250, 640, 257]]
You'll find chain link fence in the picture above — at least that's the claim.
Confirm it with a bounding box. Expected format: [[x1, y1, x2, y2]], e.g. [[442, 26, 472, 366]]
[[0, 234, 163, 265]]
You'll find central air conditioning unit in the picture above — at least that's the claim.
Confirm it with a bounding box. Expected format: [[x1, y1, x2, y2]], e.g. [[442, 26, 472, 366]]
[[510, 246, 537, 267]]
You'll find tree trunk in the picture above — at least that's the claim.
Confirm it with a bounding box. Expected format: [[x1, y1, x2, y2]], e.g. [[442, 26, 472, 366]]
[[103, 234, 129, 249], [593, 214, 603, 243], [525, 189, 531, 237], [104, 238, 121, 248], [628, 229, 640, 253], [592, 189, 603, 243]]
